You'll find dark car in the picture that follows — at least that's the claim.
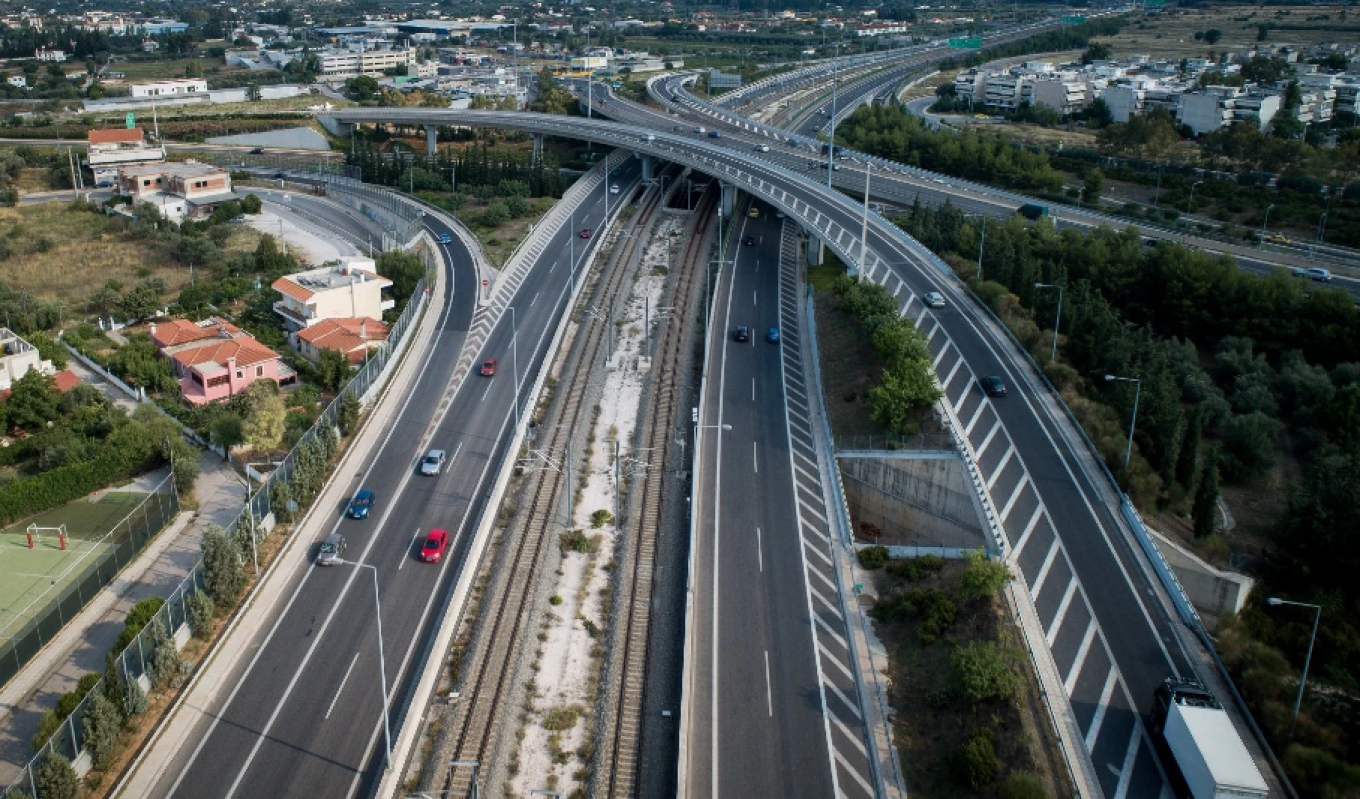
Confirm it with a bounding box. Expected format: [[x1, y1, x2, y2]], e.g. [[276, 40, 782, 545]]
[[580, 228, 592, 238], [766, 327, 780, 343], [743, 235, 756, 247], [981, 375, 1008, 397], [250, 147, 265, 155], [347, 489, 375, 519], [734, 326, 750, 342], [420, 528, 449, 563]]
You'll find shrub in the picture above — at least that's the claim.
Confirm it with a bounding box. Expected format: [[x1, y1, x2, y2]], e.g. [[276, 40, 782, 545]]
[[885, 555, 944, 581], [114, 596, 166, 655], [188, 591, 215, 639], [82, 686, 121, 769], [952, 640, 1022, 703], [201, 523, 245, 604], [146, 618, 181, 690], [589, 509, 613, 528], [30, 674, 101, 751], [952, 728, 998, 790], [998, 770, 1048, 799], [956, 548, 1011, 601], [542, 706, 580, 731], [124, 671, 147, 717], [857, 545, 888, 570], [559, 529, 594, 554]]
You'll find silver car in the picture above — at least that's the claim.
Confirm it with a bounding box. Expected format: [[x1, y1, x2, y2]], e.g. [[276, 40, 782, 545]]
[[420, 449, 446, 476], [316, 533, 346, 566], [923, 292, 946, 308]]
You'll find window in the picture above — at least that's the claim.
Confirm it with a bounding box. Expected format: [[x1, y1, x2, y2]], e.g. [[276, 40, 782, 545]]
[[256, 365, 264, 377], [236, 370, 243, 379], [206, 374, 228, 388]]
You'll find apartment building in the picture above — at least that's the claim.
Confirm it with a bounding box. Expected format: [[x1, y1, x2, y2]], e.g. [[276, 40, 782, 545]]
[[318, 46, 416, 78], [116, 162, 234, 221], [954, 62, 1097, 114], [86, 127, 164, 187], [1031, 74, 1093, 115], [130, 78, 207, 98], [271, 258, 395, 333], [1176, 85, 1282, 135]]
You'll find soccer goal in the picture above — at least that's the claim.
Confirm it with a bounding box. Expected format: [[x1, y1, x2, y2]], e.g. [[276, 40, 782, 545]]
[[26, 524, 68, 551]]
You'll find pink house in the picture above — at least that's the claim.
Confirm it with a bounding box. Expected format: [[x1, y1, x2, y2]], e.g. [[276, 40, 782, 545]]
[[150, 318, 287, 405]]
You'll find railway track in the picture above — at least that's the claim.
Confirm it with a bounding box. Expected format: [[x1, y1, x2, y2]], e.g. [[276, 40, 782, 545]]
[[602, 191, 717, 798], [438, 174, 668, 798]]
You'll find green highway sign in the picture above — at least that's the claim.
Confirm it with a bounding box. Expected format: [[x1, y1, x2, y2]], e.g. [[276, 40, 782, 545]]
[[1145, 0, 1166, 7], [1062, 15, 1087, 24], [948, 36, 982, 49]]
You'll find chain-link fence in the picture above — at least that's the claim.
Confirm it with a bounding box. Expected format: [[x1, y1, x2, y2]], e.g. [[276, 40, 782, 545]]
[[833, 433, 953, 452], [0, 474, 180, 690], [186, 151, 359, 178]]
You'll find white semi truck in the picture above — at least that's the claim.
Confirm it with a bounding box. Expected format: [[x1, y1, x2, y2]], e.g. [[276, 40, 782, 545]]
[[1150, 677, 1269, 799]]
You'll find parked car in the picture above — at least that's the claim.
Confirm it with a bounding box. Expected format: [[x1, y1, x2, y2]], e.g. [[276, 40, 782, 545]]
[[420, 449, 447, 475], [1292, 267, 1332, 282], [580, 228, 592, 238], [766, 327, 780, 343], [981, 375, 1008, 397], [347, 489, 376, 519], [420, 529, 449, 563], [734, 326, 750, 342], [480, 358, 498, 376], [923, 292, 946, 308], [316, 533, 346, 565]]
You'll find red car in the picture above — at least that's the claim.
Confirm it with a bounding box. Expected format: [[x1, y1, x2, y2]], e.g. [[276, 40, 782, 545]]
[[580, 227, 592, 238], [420, 529, 449, 563], [480, 358, 498, 377]]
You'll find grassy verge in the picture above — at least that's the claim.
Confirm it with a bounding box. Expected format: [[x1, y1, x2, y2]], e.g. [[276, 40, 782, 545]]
[[867, 554, 1071, 798], [452, 195, 557, 268]]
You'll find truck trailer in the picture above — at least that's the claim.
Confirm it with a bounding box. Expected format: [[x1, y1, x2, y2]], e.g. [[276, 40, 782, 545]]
[[1150, 678, 1269, 799]]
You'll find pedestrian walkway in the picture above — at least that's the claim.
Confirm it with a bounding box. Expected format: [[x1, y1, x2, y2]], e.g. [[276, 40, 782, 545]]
[[0, 452, 245, 785]]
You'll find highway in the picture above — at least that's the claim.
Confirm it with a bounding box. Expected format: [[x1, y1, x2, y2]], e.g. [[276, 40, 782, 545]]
[[147, 161, 639, 799], [324, 107, 1211, 796], [689, 204, 876, 797]]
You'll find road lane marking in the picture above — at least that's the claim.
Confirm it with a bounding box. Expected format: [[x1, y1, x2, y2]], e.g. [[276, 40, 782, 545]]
[[1046, 580, 1078, 646], [481, 382, 493, 403], [1111, 722, 1143, 799], [1066, 621, 1098, 696], [1085, 668, 1119, 750], [764, 650, 773, 717], [325, 652, 361, 720], [752, 377, 756, 402], [756, 527, 763, 572], [398, 527, 422, 571], [1031, 539, 1060, 598], [753, 441, 758, 473]]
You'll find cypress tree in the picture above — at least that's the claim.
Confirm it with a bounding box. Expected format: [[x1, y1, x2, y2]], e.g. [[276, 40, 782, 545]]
[[1192, 449, 1220, 539], [1175, 405, 1203, 490]]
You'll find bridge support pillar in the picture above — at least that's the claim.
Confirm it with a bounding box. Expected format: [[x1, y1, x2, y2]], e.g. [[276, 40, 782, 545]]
[[719, 181, 736, 218], [639, 154, 656, 181], [805, 230, 824, 266], [424, 125, 438, 158], [532, 133, 543, 163]]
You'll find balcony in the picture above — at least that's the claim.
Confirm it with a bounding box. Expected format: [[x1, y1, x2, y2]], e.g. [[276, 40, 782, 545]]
[[272, 300, 314, 328], [380, 298, 396, 311]]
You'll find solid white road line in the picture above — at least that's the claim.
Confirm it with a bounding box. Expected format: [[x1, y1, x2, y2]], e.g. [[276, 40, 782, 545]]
[[1066, 621, 1098, 696], [1085, 668, 1119, 751], [398, 527, 421, 571], [325, 652, 361, 721], [1046, 580, 1078, 646], [480, 381, 493, 403], [1111, 721, 1143, 799], [756, 527, 763, 573], [1031, 539, 1061, 599], [753, 441, 758, 473], [1011, 505, 1045, 560], [764, 650, 773, 717]]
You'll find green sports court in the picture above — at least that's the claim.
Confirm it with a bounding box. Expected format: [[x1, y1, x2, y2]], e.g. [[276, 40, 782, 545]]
[[0, 491, 151, 643]]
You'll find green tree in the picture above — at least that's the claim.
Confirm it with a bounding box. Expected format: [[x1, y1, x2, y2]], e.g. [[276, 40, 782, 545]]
[[210, 413, 244, 453], [1081, 41, 1112, 64], [376, 250, 426, 315], [998, 771, 1048, 799], [1219, 412, 1278, 482], [146, 617, 180, 690], [187, 590, 214, 639], [337, 391, 361, 437], [34, 753, 77, 799], [314, 347, 352, 391], [254, 234, 291, 277], [241, 379, 285, 451], [1204, 29, 1222, 45], [124, 669, 147, 717], [344, 75, 381, 102], [952, 728, 998, 790], [82, 683, 121, 769], [240, 193, 262, 214], [956, 548, 1011, 601], [1098, 107, 1179, 160], [1192, 449, 1220, 539], [3, 369, 59, 429], [1174, 405, 1202, 490], [866, 358, 941, 435], [1083, 168, 1104, 203], [201, 523, 245, 605], [102, 652, 125, 720]]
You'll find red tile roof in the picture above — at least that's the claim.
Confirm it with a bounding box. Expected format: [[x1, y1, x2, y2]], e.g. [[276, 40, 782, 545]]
[[52, 370, 80, 392], [170, 338, 280, 372], [297, 318, 390, 364], [151, 318, 241, 350], [271, 277, 314, 302], [88, 127, 145, 145]]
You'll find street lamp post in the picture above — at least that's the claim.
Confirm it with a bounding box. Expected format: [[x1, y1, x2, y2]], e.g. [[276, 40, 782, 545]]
[[334, 560, 391, 768], [827, 42, 841, 192], [858, 162, 872, 274], [1259, 203, 1275, 248], [1105, 374, 1142, 470], [1188, 179, 1203, 212], [1266, 597, 1322, 740], [1034, 283, 1063, 362], [963, 212, 987, 280], [1317, 212, 1328, 243]]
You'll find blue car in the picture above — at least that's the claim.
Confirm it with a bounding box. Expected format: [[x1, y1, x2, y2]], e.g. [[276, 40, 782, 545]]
[[766, 327, 780, 344], [438, 232, 452, 244], [348, 489, 376, 519]]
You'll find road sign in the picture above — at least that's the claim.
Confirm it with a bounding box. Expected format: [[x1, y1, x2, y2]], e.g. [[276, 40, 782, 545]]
[[482, 278, 489, 287], [125, 112, 135, 128], [948, 37, 982, 49], [1145, 0, 1166, 7], [1062, 15, 1086, 24]]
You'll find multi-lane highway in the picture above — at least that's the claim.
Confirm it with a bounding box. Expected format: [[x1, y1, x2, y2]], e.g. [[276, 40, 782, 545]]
[[322, 107, 1237, 796], [141, 162, 640, 799]]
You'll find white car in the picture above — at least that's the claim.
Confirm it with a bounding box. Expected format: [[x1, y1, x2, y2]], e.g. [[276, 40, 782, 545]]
[[640, 133, 655, 143], [1292, 267, 1332, 282], [420, 449, 446, 476], [755, 144, 770, 152], [610, 184, 621, 195], [923, 292, 946, 309]]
